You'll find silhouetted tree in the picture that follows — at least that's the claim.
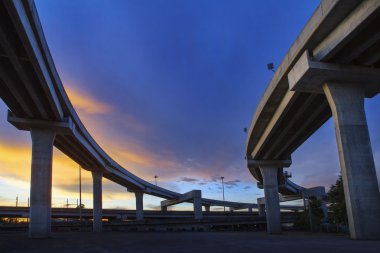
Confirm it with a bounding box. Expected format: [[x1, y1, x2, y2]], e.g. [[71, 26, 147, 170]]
[[76, 203, 85, 209], [294, 198, 324, 231], [328, 175, 348, 225]]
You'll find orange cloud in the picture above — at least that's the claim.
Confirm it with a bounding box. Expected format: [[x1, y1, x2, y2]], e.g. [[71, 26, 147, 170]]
[[0, 141, 135, 207], [65, 86, 114, 115]]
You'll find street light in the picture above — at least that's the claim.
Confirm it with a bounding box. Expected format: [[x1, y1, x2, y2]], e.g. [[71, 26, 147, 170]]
[[154, 175, 158, 186], [221, 176, 225, 212], [267, 62, 275, 72], [79, 165, 82, 222]]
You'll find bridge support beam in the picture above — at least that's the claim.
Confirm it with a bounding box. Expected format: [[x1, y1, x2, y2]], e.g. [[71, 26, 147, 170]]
[[323, 82, 380, 240], [92, 171, 103, 232], [260, 166, 281, 234], [135, 192, 144, 221], [161, 190, 203, 219], [205, 205, 210, 212], [29, 129, 55, 238]]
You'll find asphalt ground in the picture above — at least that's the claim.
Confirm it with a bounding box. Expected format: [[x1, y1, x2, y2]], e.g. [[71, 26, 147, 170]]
[[1, 231, 379, 253]]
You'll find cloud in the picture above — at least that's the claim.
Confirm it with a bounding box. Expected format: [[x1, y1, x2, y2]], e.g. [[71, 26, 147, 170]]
[[177, 177, 199, 183], [243, 186, 251, 190], [224, 179, 240, 187], [66, 86, 114, 115], [0, 141, 133, 205]]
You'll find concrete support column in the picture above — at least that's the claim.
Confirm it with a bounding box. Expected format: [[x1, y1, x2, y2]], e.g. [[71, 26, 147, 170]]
[[260, 166, 281, 234], [323, 82, 380, 239], [161, 206, 167, 212], [135, 192, 144, 221], [258, 204, 266, 216], [248, 207, 253, 213], [29, 129, 55, 238], [193, 190, 203, 219], [204, 205, 210, 212], [92, 171, 103, 232]]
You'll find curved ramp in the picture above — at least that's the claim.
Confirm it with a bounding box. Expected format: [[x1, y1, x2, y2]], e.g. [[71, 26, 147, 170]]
[[0, 0, 268, 212]]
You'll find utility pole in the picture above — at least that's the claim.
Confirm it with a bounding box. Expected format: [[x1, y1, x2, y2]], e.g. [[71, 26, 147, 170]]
[[79, 165, 82, 222], [154, 175, 158, 186], [16, 194, 18, 207], [221, 176, 225, 212]]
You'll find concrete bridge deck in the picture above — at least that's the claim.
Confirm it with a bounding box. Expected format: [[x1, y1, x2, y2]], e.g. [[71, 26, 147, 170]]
[[246, 0, 380, 239], [0, 0, 269, 237]]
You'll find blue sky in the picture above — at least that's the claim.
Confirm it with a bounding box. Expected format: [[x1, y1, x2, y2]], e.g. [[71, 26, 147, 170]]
[[1, 0, 379, 210]]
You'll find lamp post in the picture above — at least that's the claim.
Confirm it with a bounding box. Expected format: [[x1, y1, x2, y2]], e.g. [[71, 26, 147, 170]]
[[154, 175, 158, 186], [79, 165, 82, 222], [221, 176, 225, 212]]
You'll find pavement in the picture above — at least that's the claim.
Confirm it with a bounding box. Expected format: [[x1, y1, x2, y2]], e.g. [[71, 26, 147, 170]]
[[1, 231, 379, 253]]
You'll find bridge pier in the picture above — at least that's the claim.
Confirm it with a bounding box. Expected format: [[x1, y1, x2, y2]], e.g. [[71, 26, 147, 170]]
[[323, 82, 380, 240], [135, 192, 144, 221], [193, 190, 203, 219], [260, 166, 281, 234], [257, 197, 266, 216], [204, 205, 210, 212], [29, 129, 55, 238], [92, 171, 103, 232], [258, 204, 265, 216]]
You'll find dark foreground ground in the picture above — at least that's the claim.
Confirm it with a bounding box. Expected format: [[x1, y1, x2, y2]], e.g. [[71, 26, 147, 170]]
[[1, 231, 379, 253]]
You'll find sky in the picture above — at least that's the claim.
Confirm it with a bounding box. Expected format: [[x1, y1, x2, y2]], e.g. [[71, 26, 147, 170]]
[[0, 0, 379, 211]]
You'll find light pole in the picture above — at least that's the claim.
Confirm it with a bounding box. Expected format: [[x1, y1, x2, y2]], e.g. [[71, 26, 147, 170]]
[[154, 175, 158, 186], [221, 176, 225, 212], [16, 194, 18, 207], [79, 165, 82, 222]]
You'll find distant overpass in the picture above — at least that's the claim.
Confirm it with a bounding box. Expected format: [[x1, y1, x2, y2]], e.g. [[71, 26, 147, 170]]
[[0, 206, 303, 220], [246, 0, 380, 239]]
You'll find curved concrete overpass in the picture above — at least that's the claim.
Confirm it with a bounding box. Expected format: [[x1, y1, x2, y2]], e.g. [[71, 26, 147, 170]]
[[0, 0, 277, 237], [246, 0, 380, 239]]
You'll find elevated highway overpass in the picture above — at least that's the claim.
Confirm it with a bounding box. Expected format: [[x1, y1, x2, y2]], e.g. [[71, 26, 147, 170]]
[[246, 0, 380, 239], [0, 0, 281, 238]]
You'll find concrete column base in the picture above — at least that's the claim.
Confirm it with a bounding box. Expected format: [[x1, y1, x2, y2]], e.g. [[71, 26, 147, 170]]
[[92, 171, 103, 232], [135, 192, 144, 221], [260, 166, 281, 234], [29, 129, 56, 238], [193, 190, 203, 219], [323, 82, 380, 240]]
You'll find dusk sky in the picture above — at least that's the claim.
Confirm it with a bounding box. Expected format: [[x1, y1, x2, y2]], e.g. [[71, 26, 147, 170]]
[[1, 0, 379, 211]]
